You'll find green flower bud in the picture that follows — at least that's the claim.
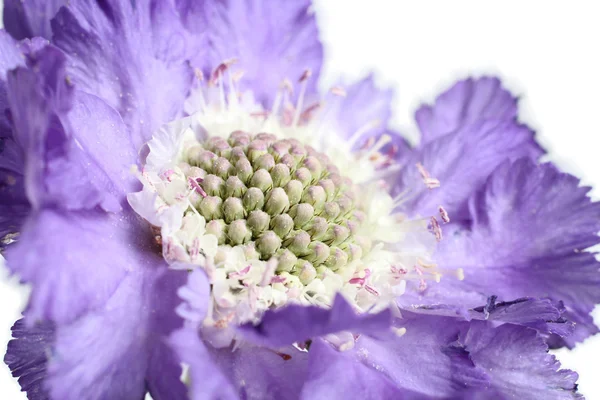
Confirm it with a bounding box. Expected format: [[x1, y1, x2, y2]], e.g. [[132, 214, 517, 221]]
[[306, 241, 330, 265], [307, 216, 328, 241], [289, 203, 314, 229], [325, 247, 348, 271], [303, 156, 323, 181], [228, 130, 251, 147], [223, 197, 244, 223], [227, 219, 252, 245], [318, 178, 336, 201], [254, 153, 275, 172], [296, 261, 317, 285], [235, 158, 253, 184], [265, 187, 290, 215], [284, 180, 304, 205], [257, 231, 282, 259], [249, 169, 273, 192], [276, 249, 297, 272], [321, 201, 341, 221], [294, 167, 312, 186], [247, 140, 268, 162], [247, 210, 270, 236], [284, 231, 311, 257], [271, 214, 294, 238], [243, 187, 265, 212], [205, 219, 226, 245], [198, 196, 223, 220], [201, 174, 224, 197], [213, 157, 233, 179], [271, 163, 291, 187], [224, 176, 247, 198]]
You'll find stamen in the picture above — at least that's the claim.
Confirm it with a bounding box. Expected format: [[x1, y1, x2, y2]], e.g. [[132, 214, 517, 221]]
[[416, 163, 440, 189], [429, 216, 443, 242], [292, 69, 312, 127], [330, 86, 347, 97], [188, 177, 207, 198], [438, 206, 450, 223]]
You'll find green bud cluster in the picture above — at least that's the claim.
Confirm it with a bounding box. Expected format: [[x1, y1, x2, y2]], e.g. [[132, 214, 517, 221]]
[[184, 131, 370, 278]]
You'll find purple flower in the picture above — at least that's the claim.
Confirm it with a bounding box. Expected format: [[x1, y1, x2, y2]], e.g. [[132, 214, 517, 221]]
[[1, 1, 596, 399]]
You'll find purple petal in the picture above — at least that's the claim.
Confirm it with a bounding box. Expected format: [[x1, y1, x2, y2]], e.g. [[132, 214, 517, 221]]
[[7, 46, 138, 212], [300, 338, 406, 399], [1, 31, 30, 249], [459, 322, 582, 399], [407, 296, 574, 338], [194, 0, 323, 107], [51, 0, 194, 147], [436, 159, 600, 346], [239, 294, 392, 348], [6, 209, 151, 324], [46, 267, 186, 400], [210, 343, 309, 400], [415, 77, 519, 144], [395, 119, 544, 219], [4, 318, 54, 400], [322, 74, 393, 140], [3, 0, 64, 40], [169, 328, 238, 400]]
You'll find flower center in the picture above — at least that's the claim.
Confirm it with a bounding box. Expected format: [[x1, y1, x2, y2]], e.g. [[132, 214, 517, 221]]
[[128, 64, 447, 347], [184, 131, 370, 275]]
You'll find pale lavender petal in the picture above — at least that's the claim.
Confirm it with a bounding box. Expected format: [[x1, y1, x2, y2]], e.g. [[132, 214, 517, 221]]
[[3, 0, 64, 40], [394, 119, 543, 220], [194, 0, 323, 106], [7, 46, 136, 212], [239, 294, 392, 347], [300, 338, 406, 400], [46, 267, 187, 400], [415, 77, 519, 144], [51, 0, 194, 147], [436, 159, 600, 346]]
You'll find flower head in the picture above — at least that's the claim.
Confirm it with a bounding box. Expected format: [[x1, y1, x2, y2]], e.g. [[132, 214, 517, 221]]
[[0, 1, 596, 399]]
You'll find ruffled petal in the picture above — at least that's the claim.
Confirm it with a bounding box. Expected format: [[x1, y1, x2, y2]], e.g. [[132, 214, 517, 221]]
[[51, 0, 194, 147], [395, 119, 543, 219], [46, 267, 186, 400], [239, 294, 392, 348], [4, 318, 54, 400], [7, 46, 138, 212], [194, 0, 323, 106], [1, 31, 30, 249], [3, 0, 64, 40], [327, 311, 581, 398], [300, 338, 406, 400], [6, 209, 136, 323], [458, 322, 582, 399], [322, 74, 393, 140], [436, 159, 600, 346], [415, 77, 519, 144]]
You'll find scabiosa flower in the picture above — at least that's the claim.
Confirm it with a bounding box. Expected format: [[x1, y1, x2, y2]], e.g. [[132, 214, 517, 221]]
[[0, 1, 597, 399]]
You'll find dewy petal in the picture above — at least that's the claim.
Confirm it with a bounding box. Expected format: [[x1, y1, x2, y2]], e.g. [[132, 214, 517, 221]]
[[300, 338, 406, 400], [51, 0, 194, 148], [459, 322, 582, 399], [2, 0, 64, 40], [6, 209, 132, 323], [437, 159, 600, 347], [0, 31, 30, 249], [46, 267, 187, 400], [322, 74, 393, 140], [395, 119, 543, 219], [331, 311, 580, 399], [194, 0, 323, 106], [406, 297, 574, 339], [4, 318, 55, 400], [7, 46, 138, 212], [239, 294, 392, 348], [415, 77, 519, 144], [169, 327, 238, 400]]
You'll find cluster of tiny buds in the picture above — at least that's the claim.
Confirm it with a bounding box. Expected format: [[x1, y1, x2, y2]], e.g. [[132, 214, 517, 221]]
[[178, 130, 373, 283]]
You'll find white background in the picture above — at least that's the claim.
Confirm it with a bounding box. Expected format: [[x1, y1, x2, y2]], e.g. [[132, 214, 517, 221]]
[[1, 1, 600, 398]]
